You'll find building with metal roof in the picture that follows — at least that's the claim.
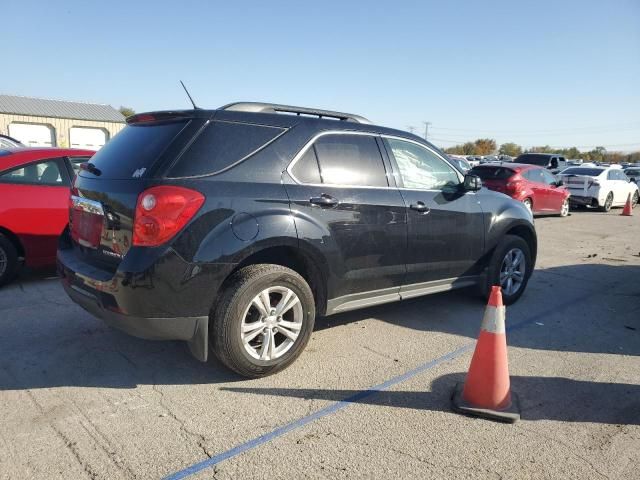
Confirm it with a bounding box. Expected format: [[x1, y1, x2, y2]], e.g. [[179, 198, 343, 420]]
[[0, 94, 126, 150]]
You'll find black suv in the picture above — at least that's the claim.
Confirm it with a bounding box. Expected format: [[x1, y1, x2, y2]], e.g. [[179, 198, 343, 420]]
[[515, 153, 567, 174], [58, 102, 536, 377]]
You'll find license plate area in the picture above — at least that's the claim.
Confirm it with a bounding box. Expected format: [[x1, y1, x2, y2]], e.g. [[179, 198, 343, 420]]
[[70, 196, 104, 249]]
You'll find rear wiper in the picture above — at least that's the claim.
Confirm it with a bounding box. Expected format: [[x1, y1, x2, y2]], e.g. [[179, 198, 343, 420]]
[[80, 162, 102, 176]]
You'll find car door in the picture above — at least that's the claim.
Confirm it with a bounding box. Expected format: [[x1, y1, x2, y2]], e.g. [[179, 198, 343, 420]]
[[607, 169, 625, 205], [283, 132, 407, 312], [540, 169, 565, 212], [381, 136, 484, 290], [524, 168, 549, 212], [0, 157, 71, 265]]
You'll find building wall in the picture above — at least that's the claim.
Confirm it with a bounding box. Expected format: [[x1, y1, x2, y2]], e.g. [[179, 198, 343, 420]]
[[0, 113, 125, 147]]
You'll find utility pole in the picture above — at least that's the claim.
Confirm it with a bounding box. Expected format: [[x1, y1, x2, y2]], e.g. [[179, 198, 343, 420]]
[[423, 121, 432, 141]]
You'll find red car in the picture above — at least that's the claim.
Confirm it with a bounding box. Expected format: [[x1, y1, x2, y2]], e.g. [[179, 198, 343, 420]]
[[0, 147, 95, 285], [469, 163, 570, 216]]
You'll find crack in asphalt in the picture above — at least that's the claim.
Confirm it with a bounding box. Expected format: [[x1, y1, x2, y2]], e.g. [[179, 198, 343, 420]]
[[151, 384, 212, 460]]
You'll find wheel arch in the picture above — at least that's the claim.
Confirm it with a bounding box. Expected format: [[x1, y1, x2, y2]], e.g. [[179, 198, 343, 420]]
[[0, 226, 25, 259], [223, 244, 329, 316]]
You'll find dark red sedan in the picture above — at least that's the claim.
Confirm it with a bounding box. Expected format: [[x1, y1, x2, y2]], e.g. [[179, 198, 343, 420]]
[[0, 147, 95, 285], [469, 163, 570, 216]]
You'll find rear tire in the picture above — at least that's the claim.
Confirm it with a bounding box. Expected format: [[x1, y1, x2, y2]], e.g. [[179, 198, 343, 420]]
[[210, 264, 315, 378], [481, 235, 532, 306], [600, 192, 613, 212], [0, 234, 19, 287]]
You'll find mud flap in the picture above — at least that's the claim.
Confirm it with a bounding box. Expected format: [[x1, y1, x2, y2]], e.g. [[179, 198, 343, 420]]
[[187, 316, 209, 362]]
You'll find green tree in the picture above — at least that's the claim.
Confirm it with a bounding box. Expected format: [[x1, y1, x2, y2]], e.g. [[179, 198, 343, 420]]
[[498, 142, 522, 157], [474, 138, 497, 155], [119, 106, 135, 118]]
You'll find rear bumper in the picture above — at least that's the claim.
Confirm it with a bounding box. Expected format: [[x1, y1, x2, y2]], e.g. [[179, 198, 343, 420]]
[[62, 279, 209, 361], [57, 233, 236, 362], [568, 195, 596, 206]]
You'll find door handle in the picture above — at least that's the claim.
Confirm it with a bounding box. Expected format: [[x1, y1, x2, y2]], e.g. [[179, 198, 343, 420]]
[[410, 201, 430, 213], [310, 194, 338, 207]]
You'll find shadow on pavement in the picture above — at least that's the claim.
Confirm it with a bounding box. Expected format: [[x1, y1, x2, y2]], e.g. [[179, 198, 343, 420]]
[[0, 263, 638, 391], [222, 372, 640, 425]]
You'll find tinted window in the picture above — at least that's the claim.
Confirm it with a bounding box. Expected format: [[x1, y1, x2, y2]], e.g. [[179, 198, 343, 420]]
[[169, 121, 285, 177], [625, 169, 640, 176], [0, 158, 68, 186], [560, 168, 604, 176], [313, 134, 388, 187], [291, 146, 322, 184], [541, 169, 558, 184], [387, 138, 460, 190], [469, 166, 515, 180], [515, 154, 551, 166], [86, 121, 187, 179]]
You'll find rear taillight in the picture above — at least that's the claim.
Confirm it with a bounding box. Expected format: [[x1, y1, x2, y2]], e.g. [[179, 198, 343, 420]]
[[133, 186, 205, 247], [506, 176, 522, 192]]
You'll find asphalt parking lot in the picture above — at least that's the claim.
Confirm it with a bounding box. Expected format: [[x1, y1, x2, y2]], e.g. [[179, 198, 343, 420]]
[[1, 209, 639, 480]]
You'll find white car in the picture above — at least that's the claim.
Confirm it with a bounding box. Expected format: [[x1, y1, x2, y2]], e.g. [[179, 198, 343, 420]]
[[559, 166, 639, 211]]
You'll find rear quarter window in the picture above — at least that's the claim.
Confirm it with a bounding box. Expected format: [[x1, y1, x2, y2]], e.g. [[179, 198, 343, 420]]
[[168, 121, 285, 177]]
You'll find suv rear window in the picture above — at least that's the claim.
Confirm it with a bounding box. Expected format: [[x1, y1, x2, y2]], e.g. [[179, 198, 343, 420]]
[[83, 121, 187, 179], [515, 154, 550, 166], [469, 166, 515, 180], [168, 121, 285, 177]]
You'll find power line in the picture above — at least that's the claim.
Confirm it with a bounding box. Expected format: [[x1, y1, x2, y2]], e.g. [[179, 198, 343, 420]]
[[429, 137, 640, 150]]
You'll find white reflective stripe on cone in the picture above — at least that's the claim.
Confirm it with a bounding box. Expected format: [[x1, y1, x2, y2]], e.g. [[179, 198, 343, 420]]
[[480, 305, 506, 334]]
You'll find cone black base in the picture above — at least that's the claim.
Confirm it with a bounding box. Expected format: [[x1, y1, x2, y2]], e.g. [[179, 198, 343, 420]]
[[451, 382, 521, 423]]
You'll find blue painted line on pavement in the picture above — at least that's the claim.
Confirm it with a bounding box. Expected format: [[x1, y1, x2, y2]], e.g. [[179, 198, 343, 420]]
[[164, 292, 590, 480]]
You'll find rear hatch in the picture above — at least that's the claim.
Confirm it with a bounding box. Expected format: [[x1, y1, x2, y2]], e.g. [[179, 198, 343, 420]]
[[469, 166, 515, 194], [69, 113, 205, 273]]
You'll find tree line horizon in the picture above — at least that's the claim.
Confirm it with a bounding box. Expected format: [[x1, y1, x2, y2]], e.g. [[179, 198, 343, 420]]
[[443, 138, 640, 163]]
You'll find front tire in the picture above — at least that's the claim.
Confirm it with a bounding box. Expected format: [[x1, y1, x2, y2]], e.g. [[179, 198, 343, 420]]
[[210, 264, 315, 378], [482, 235, 532, 305], [631, 191, 639, 208], [0, 234, 19, 287], [558, 198, 570, 217], [523, 198, 533, 213]]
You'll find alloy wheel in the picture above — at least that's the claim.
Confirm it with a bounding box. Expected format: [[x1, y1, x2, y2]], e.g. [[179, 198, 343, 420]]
[[500, 248, 526, 296], [560, 199, 569, 217], [240, 286, 303, 361]]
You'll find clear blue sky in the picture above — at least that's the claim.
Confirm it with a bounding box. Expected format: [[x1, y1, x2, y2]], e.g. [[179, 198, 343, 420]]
[[4, 0, 639, 151]]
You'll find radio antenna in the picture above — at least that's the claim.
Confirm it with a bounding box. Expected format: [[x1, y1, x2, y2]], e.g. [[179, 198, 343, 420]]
[[180, 80, 199, 109]]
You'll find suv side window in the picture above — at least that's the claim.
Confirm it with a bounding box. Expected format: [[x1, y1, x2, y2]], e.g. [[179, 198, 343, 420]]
[[312, 134, 388, 187], [291, 146, 322, 184], [385, 138, 460, 190], [0, 158, 70, 186]]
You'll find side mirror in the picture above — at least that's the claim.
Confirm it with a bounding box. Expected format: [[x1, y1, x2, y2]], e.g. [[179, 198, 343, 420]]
[[463, 174, 482, 191], [555, 179, 564, 187]]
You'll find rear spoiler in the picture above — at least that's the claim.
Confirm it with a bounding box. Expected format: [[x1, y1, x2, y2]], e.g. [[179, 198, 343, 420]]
[[126, 111, 201, 125]]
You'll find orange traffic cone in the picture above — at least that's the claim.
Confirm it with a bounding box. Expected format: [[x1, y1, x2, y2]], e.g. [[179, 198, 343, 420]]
[[621, 193, 633, 216], [451, 286, 521, 422]]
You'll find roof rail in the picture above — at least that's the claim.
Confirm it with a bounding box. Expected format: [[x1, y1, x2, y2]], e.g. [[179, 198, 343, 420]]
[[219, 102, 371, 124]]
